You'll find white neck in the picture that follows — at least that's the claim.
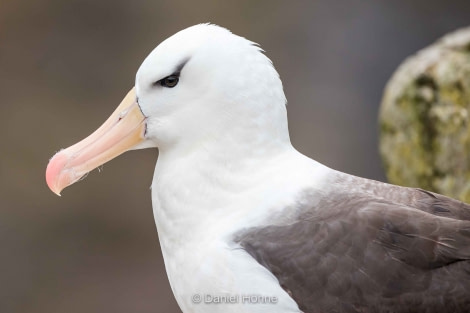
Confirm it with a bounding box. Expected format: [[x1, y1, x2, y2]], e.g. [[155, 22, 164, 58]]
[[153, 134, 294, 217], [149, 126, 331, 313]]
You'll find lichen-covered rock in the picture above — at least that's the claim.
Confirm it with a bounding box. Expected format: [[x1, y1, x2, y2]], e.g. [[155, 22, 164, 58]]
[[380, 27, 470, 202]]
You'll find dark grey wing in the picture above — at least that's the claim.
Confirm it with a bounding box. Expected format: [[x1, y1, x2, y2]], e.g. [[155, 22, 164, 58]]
[[234, 197, 470, 313], [413, 188, 470, 220]]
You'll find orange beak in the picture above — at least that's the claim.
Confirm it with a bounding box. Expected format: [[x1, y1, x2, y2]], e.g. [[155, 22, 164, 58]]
[[46, 88, 146, 196]]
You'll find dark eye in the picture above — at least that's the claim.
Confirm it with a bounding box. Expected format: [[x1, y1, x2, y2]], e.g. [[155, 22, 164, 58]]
[[160, 75, 179, 88]]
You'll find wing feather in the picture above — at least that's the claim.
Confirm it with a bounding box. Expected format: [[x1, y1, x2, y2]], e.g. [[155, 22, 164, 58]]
[[234, 183, 470, 313]]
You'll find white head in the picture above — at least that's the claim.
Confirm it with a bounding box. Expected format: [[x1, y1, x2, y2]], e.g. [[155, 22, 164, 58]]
[[46, 24, 291, 195], [136, 24, 290, 151]]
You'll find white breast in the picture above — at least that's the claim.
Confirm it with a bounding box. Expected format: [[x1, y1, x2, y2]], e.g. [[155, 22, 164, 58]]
[[151, 148, 331, 313]]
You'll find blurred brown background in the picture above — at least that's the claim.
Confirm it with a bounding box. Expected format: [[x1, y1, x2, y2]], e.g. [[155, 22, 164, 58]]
[[1, 1, 470, 312]]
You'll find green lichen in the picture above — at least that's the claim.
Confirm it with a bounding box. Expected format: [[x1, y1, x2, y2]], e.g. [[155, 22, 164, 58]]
[[379, 27, 470, 202]]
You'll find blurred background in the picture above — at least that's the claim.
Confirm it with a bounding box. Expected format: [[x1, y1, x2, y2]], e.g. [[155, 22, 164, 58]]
[[1, 1, 470, 312]]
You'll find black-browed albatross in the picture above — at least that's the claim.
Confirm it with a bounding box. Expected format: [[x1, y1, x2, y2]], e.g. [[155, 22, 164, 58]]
[[46, 24, 470, 313]]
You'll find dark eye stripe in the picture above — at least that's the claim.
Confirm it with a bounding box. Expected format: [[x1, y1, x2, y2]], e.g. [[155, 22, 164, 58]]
[[174, 57, 190, 74], [151, 57, 190, 88]]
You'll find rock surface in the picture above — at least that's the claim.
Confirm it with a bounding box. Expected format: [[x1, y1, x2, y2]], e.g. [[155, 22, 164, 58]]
[[380, 27, 470, 202]]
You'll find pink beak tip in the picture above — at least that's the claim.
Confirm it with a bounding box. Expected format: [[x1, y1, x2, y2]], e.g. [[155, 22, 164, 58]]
[[46, 151, 68, 196]]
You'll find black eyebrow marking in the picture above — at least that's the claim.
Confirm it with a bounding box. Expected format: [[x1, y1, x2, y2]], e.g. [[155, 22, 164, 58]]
[[152, 57, 191, 87], [173, 57, 190, 75]]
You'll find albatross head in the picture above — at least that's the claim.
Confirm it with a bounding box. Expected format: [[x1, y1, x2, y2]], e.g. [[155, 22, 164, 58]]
[[46, 24, 290, 195]]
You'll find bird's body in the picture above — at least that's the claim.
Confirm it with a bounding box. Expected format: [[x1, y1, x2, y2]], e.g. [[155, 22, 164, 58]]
[[46, 24, 470, 313]]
